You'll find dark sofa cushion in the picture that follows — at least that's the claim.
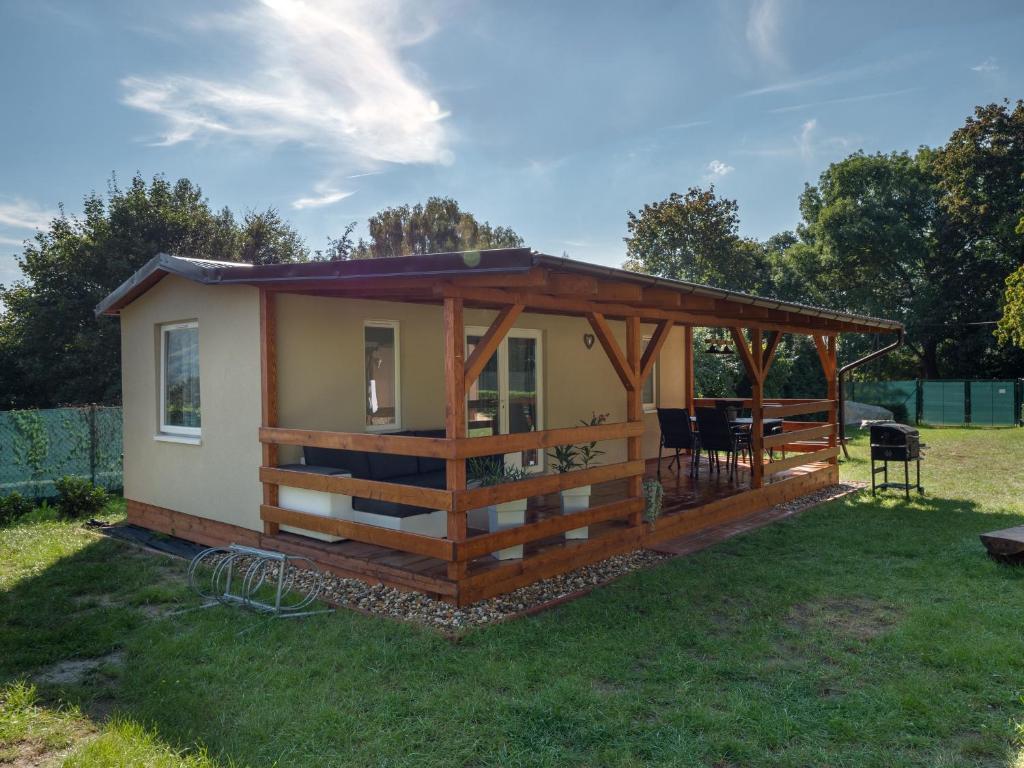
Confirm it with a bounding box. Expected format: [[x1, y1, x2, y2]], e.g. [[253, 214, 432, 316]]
[[303, 446, 370, 478], [389, 471, 447, 490], [352, 496, 438, 518], [413, 429, 447, 474], [277, 463, 350, 476], [367, 451, 419, 481]]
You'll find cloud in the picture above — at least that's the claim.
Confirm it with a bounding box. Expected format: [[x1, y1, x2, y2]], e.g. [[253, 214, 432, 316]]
[[660, 119, 711, 131], [741, 56, 912, 97], [291, 183, 355, 210], [0, 235, 28, 246], [798, 119, 817, 159], [768, 88, 917, 113], [705, 160, 735, 179], [746, 0, 785, 69], [122, 0, 452, 168], [735, 118, 853, 160], [0, 198, 55, 231], [971, 57, 999, 72]]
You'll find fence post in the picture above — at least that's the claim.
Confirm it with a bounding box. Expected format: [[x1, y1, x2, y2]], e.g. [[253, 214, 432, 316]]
[[88, 404, 98, 485], [964, 380, 971, 426], [915, 379, 923, 425]]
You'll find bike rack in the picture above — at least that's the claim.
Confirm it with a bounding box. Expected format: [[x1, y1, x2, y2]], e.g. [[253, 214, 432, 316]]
[[188, 544, 333, 618]]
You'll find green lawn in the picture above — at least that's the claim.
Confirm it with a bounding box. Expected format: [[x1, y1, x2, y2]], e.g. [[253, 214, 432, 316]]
[[2, 428, 1024, 767]]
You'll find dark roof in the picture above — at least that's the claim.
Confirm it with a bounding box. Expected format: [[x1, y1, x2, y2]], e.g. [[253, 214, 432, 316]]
[[95, 248, 902, 332]]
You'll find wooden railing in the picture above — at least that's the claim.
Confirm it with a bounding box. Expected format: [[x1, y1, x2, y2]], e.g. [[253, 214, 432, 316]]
[[258, 423, 642, 565]]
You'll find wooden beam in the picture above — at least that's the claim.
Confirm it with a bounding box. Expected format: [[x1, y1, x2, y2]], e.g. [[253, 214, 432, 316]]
[[452, 460, 645, 512], [763, 400, 836, 418], [586, 312, 637, 391], [259, 288, 280, 535], [763, 423, 834, 449], [625, 315, 643, 526], [749, 328, 765, 489], [444, 296, 468, 578], [260, 505, 454, 560], [454, 420, 644, 458], [730, 327, 760, 382], [547, 272, 599, 296], [684, 325, 695, 412], [260, 427, 455, 458], [638, 319, 672, 385], [259, 466, 453, 511], [763, 446, 840, 478], [456, 498, 642, 561], [463, 303, 524, 391], [762, 330, 782, 375]]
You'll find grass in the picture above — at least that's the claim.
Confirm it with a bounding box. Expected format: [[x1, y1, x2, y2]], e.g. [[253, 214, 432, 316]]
[[2, 428, 1024, 766]]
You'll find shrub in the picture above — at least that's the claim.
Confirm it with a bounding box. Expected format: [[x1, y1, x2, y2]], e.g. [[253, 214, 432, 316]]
[[0, 491, 34, 527], [54, 476, 109, 520]]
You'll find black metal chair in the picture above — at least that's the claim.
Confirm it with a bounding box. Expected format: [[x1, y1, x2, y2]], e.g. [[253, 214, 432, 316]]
[[656, 408, 700, 478], [695, 406, 742, 480], [715, 400, 752, 465]]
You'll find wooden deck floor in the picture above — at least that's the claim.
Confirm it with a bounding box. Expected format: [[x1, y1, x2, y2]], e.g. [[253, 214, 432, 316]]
[[261, 453, 828, 601]]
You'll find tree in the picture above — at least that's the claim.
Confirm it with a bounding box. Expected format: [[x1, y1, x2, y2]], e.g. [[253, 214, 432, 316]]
[[623, 187, 771, 293], [995, 215, 1024, 348], [237, 208, 309, 265], [360, 196, 523, 258], [0, 173, 307, 408]]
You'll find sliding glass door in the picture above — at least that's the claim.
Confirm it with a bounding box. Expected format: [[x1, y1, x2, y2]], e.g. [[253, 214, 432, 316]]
[[466, 327, 543, 471]]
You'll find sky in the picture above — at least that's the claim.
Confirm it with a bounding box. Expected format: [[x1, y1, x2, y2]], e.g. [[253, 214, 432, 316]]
[[0, 0, 1021, 287]]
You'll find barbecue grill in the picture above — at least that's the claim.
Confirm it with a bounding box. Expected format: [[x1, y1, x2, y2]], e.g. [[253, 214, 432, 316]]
[[869, 422, 923, 498]]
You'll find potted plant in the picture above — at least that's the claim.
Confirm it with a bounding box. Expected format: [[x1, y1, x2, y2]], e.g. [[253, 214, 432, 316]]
[[548, 413, 608, 540], [468, 458, 530, 560]]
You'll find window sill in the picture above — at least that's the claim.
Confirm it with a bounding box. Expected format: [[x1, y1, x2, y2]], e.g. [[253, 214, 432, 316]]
[[154, 433, 202, 446]]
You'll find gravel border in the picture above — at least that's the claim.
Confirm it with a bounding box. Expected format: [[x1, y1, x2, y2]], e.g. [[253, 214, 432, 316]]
[[285, 481, 867, 634]]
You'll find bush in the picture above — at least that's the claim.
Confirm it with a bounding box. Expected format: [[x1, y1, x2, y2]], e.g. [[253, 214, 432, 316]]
[[54, 476, 109, 520], [0, 491, 34, 527]]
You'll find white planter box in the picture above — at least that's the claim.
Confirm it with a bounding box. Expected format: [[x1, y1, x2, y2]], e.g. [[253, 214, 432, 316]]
[[560, 484, 591, 540], [279, 476, 353, 543], [352, 508, 447, 538], [483, 498, 527, 560]]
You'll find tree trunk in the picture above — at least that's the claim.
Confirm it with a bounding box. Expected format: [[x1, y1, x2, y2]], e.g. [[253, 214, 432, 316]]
[[920, 339, 941, 379]]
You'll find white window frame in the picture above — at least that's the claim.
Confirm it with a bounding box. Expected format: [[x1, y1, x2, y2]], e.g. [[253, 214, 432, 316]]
[[465, 326, 544, 473], [364, 320, 402, 432], [641, 335, 658, 413], [159, 320, 201, 438]]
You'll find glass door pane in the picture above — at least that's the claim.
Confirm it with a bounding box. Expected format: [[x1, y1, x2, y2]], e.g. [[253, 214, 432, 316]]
[[507, 335, 541, 469], [466, 335, 500, 438]]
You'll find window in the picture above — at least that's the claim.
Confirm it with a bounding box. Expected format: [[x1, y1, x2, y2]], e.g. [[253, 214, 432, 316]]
[[641, 336, 657, 412], [365, 321, 400, 431], [160, 321, 201, 436]]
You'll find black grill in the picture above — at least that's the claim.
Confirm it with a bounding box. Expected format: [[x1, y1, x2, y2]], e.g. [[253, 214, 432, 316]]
[[869, 423, 920, 461], [869, 422, 923, 498]]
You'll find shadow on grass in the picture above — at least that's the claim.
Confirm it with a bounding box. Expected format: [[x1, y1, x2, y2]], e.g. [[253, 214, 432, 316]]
[[2, 486, 1023, 767]]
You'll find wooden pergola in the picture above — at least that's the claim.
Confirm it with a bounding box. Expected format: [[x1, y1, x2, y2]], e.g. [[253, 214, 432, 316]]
[[228, 249, 902, 604]]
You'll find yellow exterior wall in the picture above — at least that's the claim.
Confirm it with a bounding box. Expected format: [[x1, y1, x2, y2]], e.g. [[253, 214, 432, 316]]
[[120, 284, 687, 530], [120, 275, 263, 531], [275, 294, 686, 465]]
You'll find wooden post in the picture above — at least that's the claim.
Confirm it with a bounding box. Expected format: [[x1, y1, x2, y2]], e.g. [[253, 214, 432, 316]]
[[749, 328, 765, 490], [626, 316, 643, 526], [259, 288, 280, 535], [813, 333, 840, 471], [443, 297, 468, 579], [683, 325, 695, 413], [826, 335, 839, 469]]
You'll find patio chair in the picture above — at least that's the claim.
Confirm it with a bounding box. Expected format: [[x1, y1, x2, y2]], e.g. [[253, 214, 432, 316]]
[[656, 408, 700, 479], [695, 406, 743, 480], [715, 400, 752, 465]]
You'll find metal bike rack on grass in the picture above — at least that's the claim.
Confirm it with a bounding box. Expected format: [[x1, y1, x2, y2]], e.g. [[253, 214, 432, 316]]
[[188, 544, 333, 618]]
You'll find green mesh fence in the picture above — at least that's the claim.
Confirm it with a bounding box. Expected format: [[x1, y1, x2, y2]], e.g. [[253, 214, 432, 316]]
[[0, 406, 123, 499], [847, 380, 919, 424], [969, 381, 1019, 427]]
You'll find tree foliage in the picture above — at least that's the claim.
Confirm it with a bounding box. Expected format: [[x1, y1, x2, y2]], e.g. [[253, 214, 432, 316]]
[[623, 187, 770, 293], [358, 196, 523, 259], [0, 174, 308, 408]]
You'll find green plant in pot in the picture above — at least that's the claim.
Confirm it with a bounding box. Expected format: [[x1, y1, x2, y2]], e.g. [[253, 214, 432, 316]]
[[468, 458, 530, 560], [548, 412, 608, 540]]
